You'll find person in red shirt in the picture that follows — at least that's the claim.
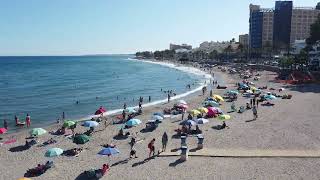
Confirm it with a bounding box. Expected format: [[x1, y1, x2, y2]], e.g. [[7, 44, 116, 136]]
[[148, 138, 155, 157]]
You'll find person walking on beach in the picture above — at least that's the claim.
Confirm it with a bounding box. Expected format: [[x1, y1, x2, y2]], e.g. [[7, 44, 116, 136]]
[[181, 109, 185, 121], [256, 99, 259, 108], [253, 97, 256, 107], [162, 132, 168, 152], [3, 119, 8, 130], [123, 103, 127, 110], [167, 94, 171, 103], [122, 110, 126, 122], [250, 99, 253, 108], [148, 138, 156, 157], [252, 105, 258, 120], [210, 89, 213, 97], [129, 137, 136, 150], [26, 113, 31, 127]]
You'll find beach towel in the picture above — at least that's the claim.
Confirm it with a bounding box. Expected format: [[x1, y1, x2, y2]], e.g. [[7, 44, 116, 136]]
[[0, 139, 16, 146]]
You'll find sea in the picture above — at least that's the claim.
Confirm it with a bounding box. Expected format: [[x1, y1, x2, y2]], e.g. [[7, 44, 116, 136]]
[[0, 55, 216, 132]]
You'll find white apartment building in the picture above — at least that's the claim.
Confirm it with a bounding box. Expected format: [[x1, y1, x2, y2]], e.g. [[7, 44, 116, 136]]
[[239, 34, 249, 47], [199, 41, 233, 53], [290, 8, 320, 44]]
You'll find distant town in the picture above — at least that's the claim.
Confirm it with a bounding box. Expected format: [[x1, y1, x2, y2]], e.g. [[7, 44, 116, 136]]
[[136, 1, 320, 72]]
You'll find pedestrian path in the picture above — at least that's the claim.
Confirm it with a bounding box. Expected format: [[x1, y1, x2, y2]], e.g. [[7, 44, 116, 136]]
[[159, 148, 320, 158]]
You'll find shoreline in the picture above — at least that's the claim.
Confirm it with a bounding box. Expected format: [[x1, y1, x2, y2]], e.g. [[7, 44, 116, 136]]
[[2, 58, 215, 136]]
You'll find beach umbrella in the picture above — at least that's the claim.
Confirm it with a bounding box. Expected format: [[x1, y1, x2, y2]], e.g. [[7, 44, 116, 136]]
[[246, 90, 253, 94], [226, 90, 239, 95], [195, 118, 209, 124], [178, 100, 187, 105], [125, 107, 136, 114], [180, 120, 196, 126], [197, 107, 208, 114], [0, 128, 7, 134], [153, 112, 164, 118], [30, 128, 47, 136], [213, 95, 224, 102], [250, 86, 257, 91], [264, 94, 277, 100], [82, 121, 99, 127], [63, 120, 76, 128], [148, 119, 157, 123], [203, 100, 220, 107], [126, 119, 142, 127], [73, 134, 90, 144], [189, 109, 201, 116], [98, 147, 120, 156], [95, 106, 106, 115], [152, 115, 163, 121], [208, 107, 223, 114], [45, 148, 63, 157], [177, 104, 188, 109], [218, 114, 231, 120]]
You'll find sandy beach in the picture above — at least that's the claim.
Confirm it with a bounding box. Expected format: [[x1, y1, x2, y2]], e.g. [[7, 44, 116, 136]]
[[1, 63, 320, 180]]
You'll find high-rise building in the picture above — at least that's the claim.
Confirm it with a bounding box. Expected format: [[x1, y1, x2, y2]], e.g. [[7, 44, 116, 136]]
[[273, 1, 293, 50], [239, 34, 249, 48], [249, 1, 320, 51], [290, 7, 320, 44]]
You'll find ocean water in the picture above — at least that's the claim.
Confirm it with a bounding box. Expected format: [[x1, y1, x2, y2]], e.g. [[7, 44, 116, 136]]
[[0, 55, 214, 131]]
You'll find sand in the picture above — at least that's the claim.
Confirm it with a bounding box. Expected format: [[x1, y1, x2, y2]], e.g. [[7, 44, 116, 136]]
[[1, 64, 320, 180]]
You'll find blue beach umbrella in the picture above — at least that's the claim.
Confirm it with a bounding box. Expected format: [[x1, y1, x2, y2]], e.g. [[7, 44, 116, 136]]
[[226, 90, 239, 95], [126, 119, 142, 127], [98, 147, 120, 156], [153, 112, 164, 118], [152, 115, 163, 121], [125, 107, 136, 114], [45, 148, 63, 157], [180, 120, 196, 126], [82, 121, 99, 127], [203, 100, 220, 107], [195, 118, 209, 124], [264, 94, 277, 100]]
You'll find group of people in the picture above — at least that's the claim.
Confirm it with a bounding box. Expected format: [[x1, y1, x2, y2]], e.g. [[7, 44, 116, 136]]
[[2, 114, 31, 130]]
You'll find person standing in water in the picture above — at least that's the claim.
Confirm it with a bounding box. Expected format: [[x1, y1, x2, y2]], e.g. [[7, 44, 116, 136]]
[[148, 96, 151, 103], [62, 112, 65, 120], [3, 119, 8, 130], [26, 113, 31, 127], [167, 93, 171, 103], [123, 103, 127, 110]]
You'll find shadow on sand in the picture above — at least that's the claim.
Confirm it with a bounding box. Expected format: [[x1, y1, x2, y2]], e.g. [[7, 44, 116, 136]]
[[132, 156, 156, 167], [169, 159, 185, 167], [9, 145, 30, 152]]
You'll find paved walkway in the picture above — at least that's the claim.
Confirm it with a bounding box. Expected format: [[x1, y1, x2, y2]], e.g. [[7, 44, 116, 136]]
[[159, 148, 320, 158]]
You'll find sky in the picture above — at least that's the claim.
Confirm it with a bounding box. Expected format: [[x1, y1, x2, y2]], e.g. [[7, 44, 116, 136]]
[[0, 0, 319, 56]]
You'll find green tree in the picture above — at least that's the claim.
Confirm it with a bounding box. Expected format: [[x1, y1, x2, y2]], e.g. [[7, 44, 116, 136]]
[[306, 14, 320, 46], [279, 56, 294, 69], [209, 50, 218, 60]]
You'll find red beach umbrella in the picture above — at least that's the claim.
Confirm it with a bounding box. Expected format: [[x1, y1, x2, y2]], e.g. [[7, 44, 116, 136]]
[[0, 128, 7, 134], [95, 106, 107, 115]]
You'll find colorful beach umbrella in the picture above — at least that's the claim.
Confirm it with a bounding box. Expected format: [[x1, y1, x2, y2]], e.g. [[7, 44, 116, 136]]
[[213, 95, 224, 102], [177, 104, 188, 109], [73, 134, 90, 144], [98, 147, 120, 156], [0, 128, 7, 134], [189, 109, 201, 116], [195, 118, 209, 124], [126, 119, 142, 127], [218, 114, 231, 120], [82, 121, 99, 127], [63, 120, 76, 128], [30, 128, 47, 136], [45, 148, 63, 157], [197, 107, 208, 114], [208, 107, 223, 114]]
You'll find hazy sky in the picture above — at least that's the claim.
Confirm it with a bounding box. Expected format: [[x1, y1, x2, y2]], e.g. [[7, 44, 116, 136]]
[[0, 0, 318, 55]]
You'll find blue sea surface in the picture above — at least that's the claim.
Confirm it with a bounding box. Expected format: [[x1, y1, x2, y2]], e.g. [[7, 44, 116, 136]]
[[0, 55, 205, 130]]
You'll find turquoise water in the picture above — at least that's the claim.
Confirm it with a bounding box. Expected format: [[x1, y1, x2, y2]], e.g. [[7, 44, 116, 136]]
[[0, 55, 207, 130]]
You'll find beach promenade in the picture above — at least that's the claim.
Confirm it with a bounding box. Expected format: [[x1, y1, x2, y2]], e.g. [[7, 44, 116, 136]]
[[1, 64, 320, 180]]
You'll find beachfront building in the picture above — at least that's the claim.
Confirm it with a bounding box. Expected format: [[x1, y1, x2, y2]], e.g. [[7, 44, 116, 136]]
[[249, 1, 320, 51], [169, 43, 192, 51], [239, 34, 249, 48]]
